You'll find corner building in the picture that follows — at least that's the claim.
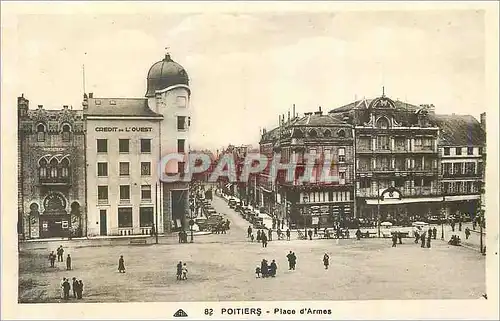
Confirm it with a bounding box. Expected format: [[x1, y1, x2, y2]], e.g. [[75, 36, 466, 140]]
[[84, 53, 192, 236]]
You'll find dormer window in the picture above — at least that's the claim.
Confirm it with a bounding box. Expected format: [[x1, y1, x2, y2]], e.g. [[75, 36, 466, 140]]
[[376, 117, 390, 129], [61, 124, 71, 142], [95, 100, 101, 105], [36, 124, 46, 142], [337, 129, 346, 138], [309, 129, 317, 138], [324, 129, 332, 138], [110, 100, 116, 105]]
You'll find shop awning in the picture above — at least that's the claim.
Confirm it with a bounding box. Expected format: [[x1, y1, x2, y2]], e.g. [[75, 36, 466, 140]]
[[365, 197, 442, 205], [444, 195, 480, 202]]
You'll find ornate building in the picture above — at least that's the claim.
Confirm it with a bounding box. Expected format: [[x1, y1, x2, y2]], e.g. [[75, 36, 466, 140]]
[[18, 95, 86, 239], [259, 107, 355, 228], [329, 94, 441, 223]]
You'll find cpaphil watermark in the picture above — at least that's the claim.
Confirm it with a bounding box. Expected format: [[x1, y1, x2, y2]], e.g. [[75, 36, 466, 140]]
[[158, 152, 342, 184]]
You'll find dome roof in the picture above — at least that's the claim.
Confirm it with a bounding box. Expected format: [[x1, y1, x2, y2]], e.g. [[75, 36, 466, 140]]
[[145, 54, 189, 97]]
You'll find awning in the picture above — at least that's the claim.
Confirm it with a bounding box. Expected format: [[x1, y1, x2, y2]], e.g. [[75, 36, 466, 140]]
[[365, 197, 442, 205], [444, 195, 480, 202]]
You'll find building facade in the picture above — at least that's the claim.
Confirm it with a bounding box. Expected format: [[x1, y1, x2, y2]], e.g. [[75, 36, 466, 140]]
[[18, 95, 86, 239], [84, 52, 192, 236], [430, 113, 486, 221], [329, 95, 441, 224], [259, 107, 355, 228]]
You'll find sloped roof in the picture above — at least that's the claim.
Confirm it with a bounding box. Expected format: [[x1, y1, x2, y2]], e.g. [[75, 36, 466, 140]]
[[329, 98, 421, 113], [429, 114, 485, 146], [292, 113, 351, 126], [85, 98, 163, 118]]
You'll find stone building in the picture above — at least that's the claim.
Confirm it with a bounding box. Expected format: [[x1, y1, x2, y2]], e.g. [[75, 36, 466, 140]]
[[18, 95, 86, 239], [329, 94, 441, 224]]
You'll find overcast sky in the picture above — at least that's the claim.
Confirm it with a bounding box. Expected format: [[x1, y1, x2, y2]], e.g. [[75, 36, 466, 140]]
[[2, 6, 487, 150]]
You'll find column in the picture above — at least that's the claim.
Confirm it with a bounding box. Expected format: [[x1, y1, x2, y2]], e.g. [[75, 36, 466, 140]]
[[411, 138, 415, 152], [391, 137, 395, 151], [372, 137, 377, 151], [422, 156, 425, 169], [391, 157, 395, 169], [372, 157, 376, 170], [407, 138, 411, 151]]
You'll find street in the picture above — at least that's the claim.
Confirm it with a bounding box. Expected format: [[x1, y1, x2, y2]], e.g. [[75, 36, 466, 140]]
[[18, 196, 486, 303]]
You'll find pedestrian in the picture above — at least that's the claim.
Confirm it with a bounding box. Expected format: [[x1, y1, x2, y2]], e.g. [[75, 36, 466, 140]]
[[250, 234, 255, 242], [458, 221, 462, 231], [182, 263, 188, 280], [277, 228, 282, 240], [255, 266, 261, 278], [72, 277, 78, 298], [268, 229, 272, 241], [286, 229, 291, 241], [247, 225, 252, 238], [272, 218, 276, 230], [60, 278, 67, 299], [261, 259, 269, 278], [256, 230, 262, 242], [76, 280, 84, 299], [392, 233, 397, 247], [307, 229, 313, 240], [356, 229, 362, 240], [57, 246, 64, 262], [420, 233, 426, 248], [62, 278, 71, 300], [433, 227, 437, 239], [66, 254, 72, 270], [286, 251, 293, 270], [48, 251, 56, 267], [414, 230, 420, 244], [269, 259, 277, 277], [398, 231, 402, 244], [262, 233, 268, 248], [281, 219, 285, 230], [323, 253, 329, 269], [314, 227, 318, 237], [291, 252, 297, 270], [465, 227, 471, 240], [118, 255, 125, 273], [451, 221, 455, 232], [176, 261, 183, 280], [178, 231, 183, 243], [426, 233, 431, 248]]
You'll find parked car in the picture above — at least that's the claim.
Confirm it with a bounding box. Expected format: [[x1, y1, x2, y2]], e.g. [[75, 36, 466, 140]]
[[228, 199, 237, 208]]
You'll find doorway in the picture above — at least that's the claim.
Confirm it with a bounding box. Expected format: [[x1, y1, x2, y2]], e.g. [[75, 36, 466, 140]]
[[100, 209, 107, 235]]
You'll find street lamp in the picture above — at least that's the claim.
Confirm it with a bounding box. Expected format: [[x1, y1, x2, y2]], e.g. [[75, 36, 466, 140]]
[[303, 194, 309, 238], [440, 202, 445, 240], [377, 177, 381, 238], [154, 183, 159, 244]]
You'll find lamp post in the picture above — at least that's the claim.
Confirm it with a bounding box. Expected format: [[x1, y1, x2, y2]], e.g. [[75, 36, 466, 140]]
[[440, 201, 445, 240], [303, 194, 309, 238], [377, 177, 381, 238], [155, 183, 159, 244], [479, 183, 485, 254]]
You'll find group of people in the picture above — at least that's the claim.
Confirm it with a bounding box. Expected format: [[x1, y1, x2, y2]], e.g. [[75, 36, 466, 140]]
[[271, 217, 286, 230], [48, 245, 72, 270], [176, 261, 189, 280], [212, 219, 230, 234], [247, 226, 292, 244], [413, 227, 437, 248], [178, 230, 189, 243], [60, 277, 84, 300], [255, 259, 277, 278]]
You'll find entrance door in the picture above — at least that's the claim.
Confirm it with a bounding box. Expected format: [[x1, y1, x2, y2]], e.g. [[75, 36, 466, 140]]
[[100, 210, 107, 236]]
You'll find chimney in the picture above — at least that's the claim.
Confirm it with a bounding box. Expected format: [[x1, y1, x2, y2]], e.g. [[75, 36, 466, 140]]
[[292, 104, 296, 119], [480, 112, 486, 131], [37, 105, 43, 109], [89, 92, 94, 98], [304, 112, 313, 116], [288, 111, 290, 122], [63, 105, 68, 109]]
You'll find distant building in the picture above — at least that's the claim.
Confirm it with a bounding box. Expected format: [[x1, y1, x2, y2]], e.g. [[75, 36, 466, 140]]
[[18, 96, 86, 239], [430, 113, 486, 221]]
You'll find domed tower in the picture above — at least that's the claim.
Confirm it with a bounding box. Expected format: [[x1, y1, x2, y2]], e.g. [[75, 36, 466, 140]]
[[146, 51, 192, 233]]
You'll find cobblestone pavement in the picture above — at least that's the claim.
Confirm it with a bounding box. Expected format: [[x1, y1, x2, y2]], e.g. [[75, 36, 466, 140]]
[[18, 197, 486, 303]]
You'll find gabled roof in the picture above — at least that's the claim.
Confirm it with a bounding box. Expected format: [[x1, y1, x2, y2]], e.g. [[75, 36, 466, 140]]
[[85, 98, 163, 118], [429, 113, 485, 146], [292, 113, 351, 126]]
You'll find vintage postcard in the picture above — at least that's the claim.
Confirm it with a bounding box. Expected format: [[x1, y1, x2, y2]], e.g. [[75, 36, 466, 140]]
[[1, 1, 499, 320]]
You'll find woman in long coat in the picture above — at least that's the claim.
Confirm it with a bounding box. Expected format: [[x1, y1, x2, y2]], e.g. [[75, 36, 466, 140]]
[[118, 255, 126, 273]]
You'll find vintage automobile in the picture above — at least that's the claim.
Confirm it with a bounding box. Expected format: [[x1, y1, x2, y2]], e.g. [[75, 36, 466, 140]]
[[228, 198, 237, 209]]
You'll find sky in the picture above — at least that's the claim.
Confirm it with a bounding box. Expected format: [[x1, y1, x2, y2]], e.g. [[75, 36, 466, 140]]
[[2, 5, 488, 151]]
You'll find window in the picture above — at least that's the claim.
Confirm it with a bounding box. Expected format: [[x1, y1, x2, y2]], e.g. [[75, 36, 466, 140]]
[[118, 208, 133, 228], [120, 185, 130, 201], [455, 147, 462, 155], [177, 116, 186, 130], [423, 138, 433, 149], [465, 162, 475, 175], [141, 185, 152, 201], [339, 171, 346, 184], [62, 124, 71, 142], [119, 139, 130, 153], [37, 124, 46, 142], [395, 138, 406, 151], [376, 136, 390, 150], [423, 178, 432, 187], [359, 157, 371, 171], [97, 162, 108, 177], [358, 137, 371, 150], [395, 178, 404, 187], [453, 163, 463, 175], [477, 162, 484, 176], [338, 147, 346, 163], [360, 178, 370, 189], [178, 161, 185, 174], [395, 158, 405, 170], [177, 139, 185, 153], [414, 138, 422, 149], [414, 179, 422, 187], [49, 159, 58, 178], [141, 162, 151, 176], [376, 156, 389, 170], [443, 147, 450, 156], [442, 163, 452, 175], [442, 182, 450, 193], [337, 129, 346, 138], [309, 129, 317, 138], [140, 139, 151, 153], [324, 130, 332, 138], [60, 158, 69, 178], [465, 181, 472, 193], [176, 96, 187, 107], [97, 186, 108, 201], [479, 147, 483, 155], [97, 139, 108, 153], [467, 147, 474, 155], [119, 162, 130, 176], [139, 207, 154, 227], [376, 117, 389, 129], [39, 159, 47, 178]]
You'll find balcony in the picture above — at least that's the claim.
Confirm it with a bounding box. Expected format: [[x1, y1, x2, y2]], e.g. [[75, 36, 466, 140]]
[[356, 187, 439, 198], [39, 176, 70, 185], [442, 172, 482, 179], [413, 147, 435, 153]]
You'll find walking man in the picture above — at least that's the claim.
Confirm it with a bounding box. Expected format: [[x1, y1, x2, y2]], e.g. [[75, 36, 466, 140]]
[[398, 231, 403, 244], [392, 233, 398, 247], [286, 229, 291, 241], [323, 253, 330, 269], [420, 233, 426, 248], [176, 261, 183, 280], [432, 227, 437, 240], [465, 227, 471, 240], [49, 251, 56, 268], [62, 278, 71, 300], [268, 229, 273, 242], [307, 229, 313, 240], [118, 255, 126, 273], [426, 232, 432, 248], [247, 225, 252, 238], [286, 251, 294, 270], [66, 254, 72, 270], [57, 246, 64, 262], [76, 280, 84, 299], [262, 233, 268, 248], [72, 277, 78, 298]]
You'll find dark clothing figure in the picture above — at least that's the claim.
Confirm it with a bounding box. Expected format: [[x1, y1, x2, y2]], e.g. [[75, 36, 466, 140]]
[[272, 219, 276, 230], [255, 267, 261, 278], [392, 234, 398, 247], [261, 233, 268, 248], [314, 227, 318, 236], [49, 252, 56, 267], [176, 261, 183, 280], [256, 230, 262, 242], [57, 246, 64, 262], [281, 219, 285, 230], [76, 280, 83, 299], [356, 229, 362, 240], [398, 232, 402, 244], [268, 229, 272, 241], [178, 231, 183, 243], [286, 251, 295, 270], [247, 226, 252, 238], [414, 231, 420, 244], [286, 229, 291, 241], [307, 229, 313, 240], [269, 260, 277, 277], [458, 221, 462, 231], [451, 222, 455, 232], [465, 227, 471, 240], [432, 227, 437, 239], [420, 233, 426, 248], [250, 234, 255, 242], [62, 279, 71, 300], [118, 256, 125, 273], [72, 278, 78, 298], [323, 254, 329, 269], [426, 234, 431, 248], [66, 254, 72, 270], [261, 259, 269, 278]]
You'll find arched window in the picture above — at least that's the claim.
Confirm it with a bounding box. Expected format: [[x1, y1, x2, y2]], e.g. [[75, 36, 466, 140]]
[[61, 124, 71, 142], [324, 129, 332, 138], [337, 129, 346, 138], [37, 124, 46, 142], [39, 159, 47, 178], [60, 158, 70, 178], [309, 129, 317, 138], [376, 117, 390, 129], [49, 159, 58, 178]]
